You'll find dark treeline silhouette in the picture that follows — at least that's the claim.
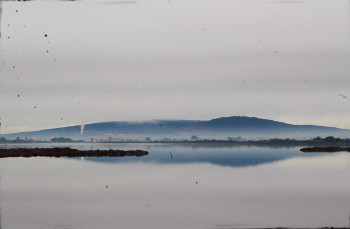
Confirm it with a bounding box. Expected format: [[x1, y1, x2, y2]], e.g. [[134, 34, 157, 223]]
[[0, 136, 85, 143], [50, 137, 74, 143], [0, 147, 149, 158], [1, 136, 350, 147], [0, 136, 41, 143]]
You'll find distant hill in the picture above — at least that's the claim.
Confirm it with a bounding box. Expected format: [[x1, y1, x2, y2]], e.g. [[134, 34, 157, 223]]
[[187, 116, 344, 133], [2, 116, 350, 140]]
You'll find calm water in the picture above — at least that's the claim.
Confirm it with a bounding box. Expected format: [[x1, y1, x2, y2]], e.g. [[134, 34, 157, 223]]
[[1, 143, 350, 229]]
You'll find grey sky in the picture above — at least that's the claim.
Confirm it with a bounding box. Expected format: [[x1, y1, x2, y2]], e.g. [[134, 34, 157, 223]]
[[1, 0, 350, 134]]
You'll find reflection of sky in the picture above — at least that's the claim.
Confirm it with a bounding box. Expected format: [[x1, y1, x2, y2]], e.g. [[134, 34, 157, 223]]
[[79, 145, 322, 167], [1, 148, 350, 229], [0, 143, 322, 167]]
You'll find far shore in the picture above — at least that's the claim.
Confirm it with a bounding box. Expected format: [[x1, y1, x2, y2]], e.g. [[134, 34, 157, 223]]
[[1, 136, 350, 148], [0, 148, 149, 158], [300, 147, 350, 153]]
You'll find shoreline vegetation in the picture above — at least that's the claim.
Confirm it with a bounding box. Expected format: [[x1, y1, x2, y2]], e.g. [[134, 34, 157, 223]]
[[1, 136, 350, 147], [0, 148, 149, 158], [300, 147, 350, 153]]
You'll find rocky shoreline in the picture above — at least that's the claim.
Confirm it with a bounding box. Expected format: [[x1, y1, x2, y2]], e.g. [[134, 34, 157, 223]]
[[0, 147, 149, 158]]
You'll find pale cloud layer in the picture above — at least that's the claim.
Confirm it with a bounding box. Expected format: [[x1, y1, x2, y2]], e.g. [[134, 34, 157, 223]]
[[1, 0, 350, 133]]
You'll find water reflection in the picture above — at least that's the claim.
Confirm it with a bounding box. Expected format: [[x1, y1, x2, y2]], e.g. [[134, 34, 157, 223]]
[[78, 145, 320, 168], [0, 143, 321, 167], [1, 147, 350, 229]]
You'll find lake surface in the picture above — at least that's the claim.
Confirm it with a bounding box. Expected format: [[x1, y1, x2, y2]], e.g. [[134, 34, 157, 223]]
[[1, 143, 350, 229]]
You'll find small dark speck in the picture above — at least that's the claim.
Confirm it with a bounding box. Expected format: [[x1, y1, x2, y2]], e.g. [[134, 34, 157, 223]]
[[34, 106, 37, 109], [7, 37, 10, 39], [44, 34, 48, 37], [15, 10, 18, 13], [274, 51, 278, 54], [195, 181, 198, 184], [60, 118, 63, 120], [17, 78, 19, 81], [338, 94, 348, 99], [160, 124, 163, 127], [106, 185, 108, 188], [13, 66, 15, 69], [243, 80, 246, 83], [145, 204, 148, 207], [46, 50, 49, 53], [17, 94, 20, 98]]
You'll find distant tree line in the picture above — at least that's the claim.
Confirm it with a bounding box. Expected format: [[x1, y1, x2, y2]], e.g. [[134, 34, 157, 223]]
[[0, 137, 82, 143], [1, 135, 350, 146], [223, 136, 350, 147], [0, 137, 39, 143], [50, 137, 74, 143]]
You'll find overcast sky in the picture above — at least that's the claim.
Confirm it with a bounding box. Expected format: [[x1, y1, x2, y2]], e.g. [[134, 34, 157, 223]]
[[1, 0, 350, 134]]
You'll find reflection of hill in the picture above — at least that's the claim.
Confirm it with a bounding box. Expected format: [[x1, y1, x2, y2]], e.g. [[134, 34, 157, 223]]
[[76, 146, 321, 168]]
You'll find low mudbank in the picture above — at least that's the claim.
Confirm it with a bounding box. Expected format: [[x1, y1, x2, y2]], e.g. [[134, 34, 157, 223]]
[[0, 147, 148, 158], [300, 147, 350, 153]]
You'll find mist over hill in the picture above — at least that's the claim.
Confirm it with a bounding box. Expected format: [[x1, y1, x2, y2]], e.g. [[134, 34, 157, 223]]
[[2, 116, 350, 141]]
